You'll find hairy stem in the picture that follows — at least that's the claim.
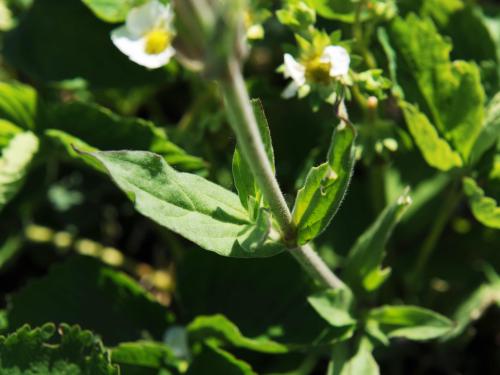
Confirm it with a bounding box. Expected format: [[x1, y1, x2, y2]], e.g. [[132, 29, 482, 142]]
[[220, 58, 344, 289]]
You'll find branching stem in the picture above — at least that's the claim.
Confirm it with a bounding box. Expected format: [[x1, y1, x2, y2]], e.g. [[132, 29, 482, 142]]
[[220, 58, 344, 289]]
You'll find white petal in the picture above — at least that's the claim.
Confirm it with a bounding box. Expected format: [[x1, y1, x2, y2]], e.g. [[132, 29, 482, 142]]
[[111, 26, 175, 69], [281, 81, 299, 99], [126, 0, 167, 36], [284, 53, 306, 86], [321, 46, 350, 77]]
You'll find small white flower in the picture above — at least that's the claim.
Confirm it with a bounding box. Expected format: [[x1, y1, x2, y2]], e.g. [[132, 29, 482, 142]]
[[282, 45, 350, 99], [111, 0, 175, 69]]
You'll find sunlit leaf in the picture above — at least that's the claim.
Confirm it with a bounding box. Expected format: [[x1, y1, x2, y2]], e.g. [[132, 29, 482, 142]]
[[84, 150, 286, 257], [463, 177, 500, 229], [293, 120, 356, 245]]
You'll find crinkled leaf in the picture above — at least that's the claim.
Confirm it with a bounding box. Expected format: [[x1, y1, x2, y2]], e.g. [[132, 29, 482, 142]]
[[463, 177, 500, 229], [232, 99, 275, 214], [367, 305, 453, 341], [84, 150, 285, 258], [0, 323, 119, 374], [307, 288, 356, 328], [0, 131, 39, 212], [187, 314, 288, 354], [82, 0, 148, 22], [187, 344, 256, 375], [0, 81, 37, 130], [4, 0, 167, 88], [7, 256, 171, 345], [470, 92, 500, 164], [401, 101, 463, 171], [343, 191, 412, 293], [391, 14, 485, 161], [292, 121, 356, 245]]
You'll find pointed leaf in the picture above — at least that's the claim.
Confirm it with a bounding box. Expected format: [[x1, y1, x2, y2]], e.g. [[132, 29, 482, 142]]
[[0, 131, 39, 212], [367, 305, 453, 341], [307, 288, 357, 328], [232, 99, 275, 213], [84, 150, 285, 257], [463, 177, 500, 229], [111, 341, 181, 371], [293, 121, 356, 245], [401, 101, 463, 171], [343, 191, 412, 293], [187, 315, 288, 354], [328, 342, 379, 375]]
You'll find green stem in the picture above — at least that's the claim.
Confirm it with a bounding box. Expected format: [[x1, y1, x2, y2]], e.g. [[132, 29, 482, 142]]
[[220, 59, 344, 289], [409, 183, 463, 283]]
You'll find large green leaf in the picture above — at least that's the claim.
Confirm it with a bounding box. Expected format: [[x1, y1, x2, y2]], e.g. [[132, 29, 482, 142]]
[[4, 0, 167, 88], [342, 191, 412, 293], [401, 101, 463, 171], [84, 150, 285, 257], [366, 305, 453, 341], [0, 323, 118, 374], [7, 256, 171, 346], [391, 14, 485, 162], [187, 314, 288, 354], [232, 99, 275, 215], [292, 121, 356, 245], [82, 0, 148, 23], [0, 131, 39, 212], [0, 81, 37, 130], [46, 101, 205, 173], [463, 177, 500, 229]]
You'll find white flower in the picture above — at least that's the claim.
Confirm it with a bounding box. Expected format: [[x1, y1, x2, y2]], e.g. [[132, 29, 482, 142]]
[[282, 45, 350, 99], [111, 0, 176, 69]]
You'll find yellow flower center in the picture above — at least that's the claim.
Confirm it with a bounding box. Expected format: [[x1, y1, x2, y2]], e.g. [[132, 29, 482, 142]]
[[144, 29, 172, 55], [304, 57, 332, 84]]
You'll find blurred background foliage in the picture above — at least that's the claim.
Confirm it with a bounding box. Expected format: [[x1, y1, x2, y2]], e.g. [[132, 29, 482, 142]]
[[0, 0, 499, 374]]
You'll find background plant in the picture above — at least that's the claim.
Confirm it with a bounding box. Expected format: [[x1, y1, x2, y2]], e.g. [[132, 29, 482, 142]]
[[0, 0, 499, 374]]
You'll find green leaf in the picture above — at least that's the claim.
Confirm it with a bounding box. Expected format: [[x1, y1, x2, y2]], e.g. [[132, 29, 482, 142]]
[[292, 121, 356, 245], [7, 256, 171, 345], [307, 0, 357, 23], [367, 305, 453, 341], [82, 0, 148, 23], [84, 150, 285, 258], [391, 14, 485, 161], [401, 101, 463, 171], [111, 341, 181, 371], [307, 288, 356, 328], [46, 101, 205, 173], [0, 236, 22, 271], [420, 0, 464, 26], [4, 0, 167, 88], [0, 119, 22, 148], [463, 177, 500, 229], [0, 323, 119, 374], [470, 92, 500, 164], [232, 99, 275, 214], [343, 191, 412, 293], [0, 81, 37, 130], [187, 344, 256, 375], [187, 314, 288, 354], [328, 342, 379, 375], [0, 131, 39, 212]]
